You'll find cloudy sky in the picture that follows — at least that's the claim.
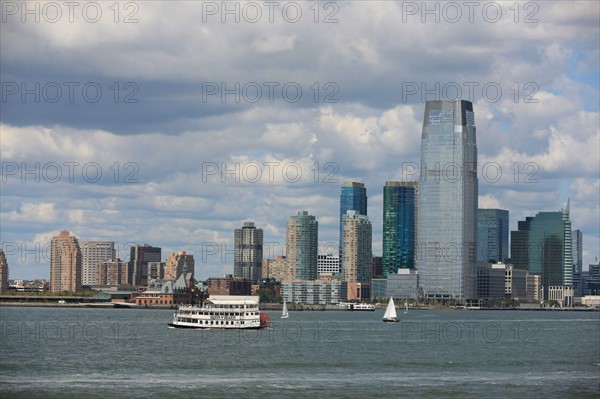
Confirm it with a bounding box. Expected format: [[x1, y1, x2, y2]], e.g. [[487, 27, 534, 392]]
[[1, 0, 598, 280]]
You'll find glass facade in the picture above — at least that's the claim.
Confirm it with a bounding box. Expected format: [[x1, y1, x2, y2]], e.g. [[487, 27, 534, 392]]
[[339, 182, 367, 257], [510, 207, 573, 300], [416, 100, 478, 302], [477, 209, 509, 263], [383, 181, 417, 277], [286, 211, 318, 281]]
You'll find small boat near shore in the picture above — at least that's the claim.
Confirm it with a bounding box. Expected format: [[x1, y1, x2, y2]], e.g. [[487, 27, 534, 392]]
[[382, 297, 399, 323], [169, 295, 270, 329], [281, 300, 289, 319], [339, 302, 376, 311]]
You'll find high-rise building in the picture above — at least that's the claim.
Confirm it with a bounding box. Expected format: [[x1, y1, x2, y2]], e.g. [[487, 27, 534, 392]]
[[572, 229, 583, 274], [80, 241, 115, 286], [0, 249, 8, 293], [129, 244, 161, 286], [317, 254, 340, 277], [339, 182, 367, 257], [234, 222, 263, 280], [416, 100, 478, 302], [262, 256, 290, 282], [371, 256, 383, 277], [477, 209, 509, 263], [383, 181, 418, 277], [286, 211, 318, 281], [165, 251, 195, 280], [97, 258, 127, 286], [147, 261, 165, 283], [341, 210, 372, 284], [50, 230, 82, 292], [510, 201, 573, 305]]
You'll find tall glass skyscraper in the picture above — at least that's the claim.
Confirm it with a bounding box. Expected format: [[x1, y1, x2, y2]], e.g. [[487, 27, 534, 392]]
[[382, 181, 417, 277], [234, 222, 263, 280], [477, 209, 509, 263], [339, 182, 367, 257], [416, 100, 478, 302], [286, 211, 318, 280], [510, 203, 573, 303]]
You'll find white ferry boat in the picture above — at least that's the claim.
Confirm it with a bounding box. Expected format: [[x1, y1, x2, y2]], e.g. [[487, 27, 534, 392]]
[[168, 295, 270, 329], [338, 302, 376, 311]]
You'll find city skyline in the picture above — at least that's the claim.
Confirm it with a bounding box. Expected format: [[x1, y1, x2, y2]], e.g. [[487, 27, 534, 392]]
[[1, 2, 598, 281]]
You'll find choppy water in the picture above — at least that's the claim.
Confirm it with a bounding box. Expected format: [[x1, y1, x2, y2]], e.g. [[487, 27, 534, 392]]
[[0, 307, 598, 398]]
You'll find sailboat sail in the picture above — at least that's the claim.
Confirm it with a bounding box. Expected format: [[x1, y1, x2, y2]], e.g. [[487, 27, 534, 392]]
[[281, 300, 289, 319], [382, 297, 398, 322]]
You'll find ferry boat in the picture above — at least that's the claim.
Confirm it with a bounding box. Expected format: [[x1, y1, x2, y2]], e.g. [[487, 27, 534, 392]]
[[168, 295, 270, 329], [338, 302, 376, 311]]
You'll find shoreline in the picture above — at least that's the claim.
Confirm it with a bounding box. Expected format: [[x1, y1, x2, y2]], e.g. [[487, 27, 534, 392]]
[[0, 301, 597, 311]]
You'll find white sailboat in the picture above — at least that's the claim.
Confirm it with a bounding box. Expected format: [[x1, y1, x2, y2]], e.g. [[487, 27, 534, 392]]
[[281, 300, 289, 319], [382, 297, 399, 323], [404, 301, 408, 314]]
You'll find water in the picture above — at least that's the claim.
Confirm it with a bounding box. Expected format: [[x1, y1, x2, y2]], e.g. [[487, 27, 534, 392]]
[[1, 307, 598, 398]]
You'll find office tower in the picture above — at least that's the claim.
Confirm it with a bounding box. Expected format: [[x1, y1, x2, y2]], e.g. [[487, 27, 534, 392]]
[[286, 211, 318, 280], [572, 229, 583, 274], [234, 222, 263, 280], [477, 209, 509, 263], [341, 210, 372, 284], [317, 254, 340, 277], [416, 100, 478, 302], [383, 181, 418, 277], [50, 230, 82, 292], [339, 182, 367, 257], [0, 249, 8, 293], [510, 202, 573, 305], [165, 251, 195, 280], [129, 244, 161, 286], [80, 241, 115, 286]]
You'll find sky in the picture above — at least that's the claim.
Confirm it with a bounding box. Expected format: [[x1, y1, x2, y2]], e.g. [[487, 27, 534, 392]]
[[1, 0, 599, 281]]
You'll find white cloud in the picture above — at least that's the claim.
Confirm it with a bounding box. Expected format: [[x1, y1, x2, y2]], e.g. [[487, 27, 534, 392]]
[[1, 1, 599, 279]]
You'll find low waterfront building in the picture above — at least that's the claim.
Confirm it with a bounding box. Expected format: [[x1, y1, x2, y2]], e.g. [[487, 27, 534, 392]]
[[581, 295, 600, 307], [134, 273, 194, 306], [370, 278, 387, 300], [476, 262, 527, 301], [207, 275, 252, 296], [282, 279, 343, 305], [527, 274, 543, 302]]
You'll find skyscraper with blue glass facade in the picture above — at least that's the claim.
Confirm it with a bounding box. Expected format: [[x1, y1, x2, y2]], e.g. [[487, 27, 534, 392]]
[[416, 100, 478, 302], [510, 204, 573, 304], [339, 182, 367, 257], [383, 181, 417, 277], [477, 209, 509, 263]]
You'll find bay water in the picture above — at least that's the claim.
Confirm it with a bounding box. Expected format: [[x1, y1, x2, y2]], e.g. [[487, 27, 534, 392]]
[[1, 307, 598, 398]]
